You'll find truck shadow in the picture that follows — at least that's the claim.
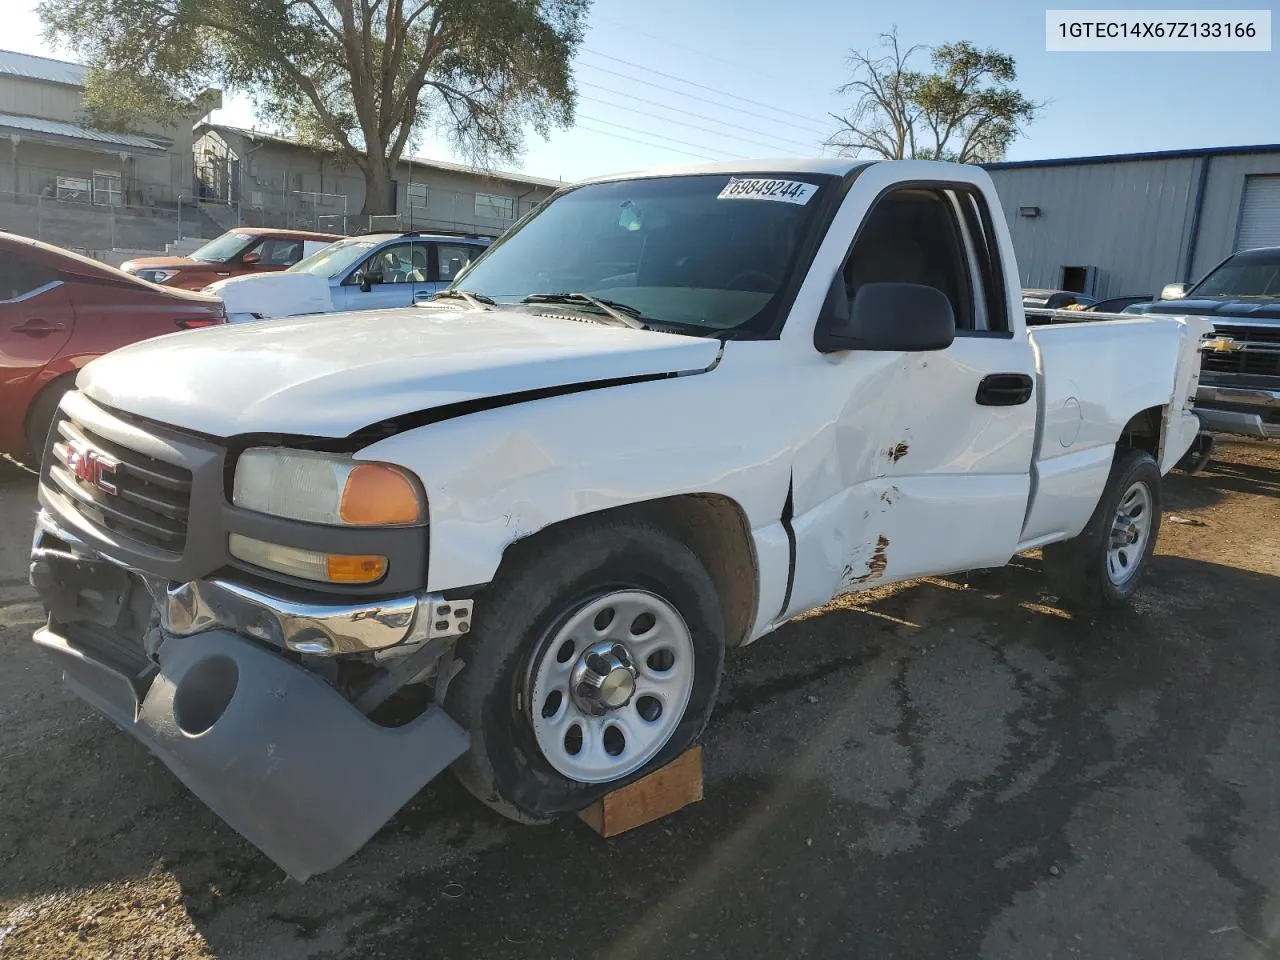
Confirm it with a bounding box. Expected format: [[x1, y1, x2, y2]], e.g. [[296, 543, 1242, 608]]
[[5, 548, 1256, 959]]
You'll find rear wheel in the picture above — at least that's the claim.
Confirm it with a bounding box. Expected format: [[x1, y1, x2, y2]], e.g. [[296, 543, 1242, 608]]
[[446, 518, 725, 821], [1042, 448, 1162, 614]]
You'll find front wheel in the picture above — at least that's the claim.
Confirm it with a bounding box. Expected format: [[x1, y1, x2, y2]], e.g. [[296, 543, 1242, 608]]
[[1042, 448, 1162, 614], [446, 519, 725, 821]]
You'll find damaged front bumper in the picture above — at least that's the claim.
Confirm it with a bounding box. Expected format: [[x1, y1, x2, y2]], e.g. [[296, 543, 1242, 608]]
[[28, 514, 472, 881]]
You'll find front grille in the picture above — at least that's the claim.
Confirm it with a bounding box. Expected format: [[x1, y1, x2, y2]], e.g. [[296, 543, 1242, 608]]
[[47, 415, 192, 552], [1200, 348, 1280, 377], [1213, 324, 1280, 344]]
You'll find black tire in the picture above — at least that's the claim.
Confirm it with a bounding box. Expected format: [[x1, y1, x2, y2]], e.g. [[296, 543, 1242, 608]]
[[446, 517, 726, 822], [23, 377, 73, 466], [1042, 448, 1162, 614]]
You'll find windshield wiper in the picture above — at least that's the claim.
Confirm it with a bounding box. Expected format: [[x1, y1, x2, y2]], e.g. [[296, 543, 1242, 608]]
[[431, 289, 496, 308], [521, 292, 647, 329]]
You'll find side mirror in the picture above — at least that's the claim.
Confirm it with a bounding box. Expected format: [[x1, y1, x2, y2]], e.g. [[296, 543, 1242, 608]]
[[1159, 282, 1190, 301], [240, 251, 260, 266], [814, 277, 955, 353]]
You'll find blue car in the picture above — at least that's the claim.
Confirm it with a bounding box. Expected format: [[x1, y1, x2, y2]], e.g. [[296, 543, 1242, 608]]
[[207, 232, 492, 322]]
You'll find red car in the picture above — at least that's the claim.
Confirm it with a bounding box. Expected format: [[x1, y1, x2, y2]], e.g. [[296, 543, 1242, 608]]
[[120, 227, 345, 291], [1, 232, 226, 462]]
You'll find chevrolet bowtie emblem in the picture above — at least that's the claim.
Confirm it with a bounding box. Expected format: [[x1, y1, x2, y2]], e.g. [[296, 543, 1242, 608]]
[[1202, 336, 1242, 354]]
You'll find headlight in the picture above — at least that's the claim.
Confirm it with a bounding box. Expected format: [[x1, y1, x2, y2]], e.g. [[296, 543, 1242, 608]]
[[140, 269, 179, 284], [232, 448, 425, 526]]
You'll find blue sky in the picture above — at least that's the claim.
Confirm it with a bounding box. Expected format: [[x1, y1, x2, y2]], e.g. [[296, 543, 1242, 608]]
[[10, 0, 1276, 182]]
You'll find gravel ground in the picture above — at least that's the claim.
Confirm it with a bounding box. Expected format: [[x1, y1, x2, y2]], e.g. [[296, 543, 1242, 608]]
[[0, 440, 1277, 959]]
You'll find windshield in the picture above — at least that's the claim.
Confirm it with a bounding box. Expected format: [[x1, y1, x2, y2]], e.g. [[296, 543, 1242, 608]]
[[1191, 252, 1280, 297], [190, 232, 255, 263], [453, 173, 835, 334], [287, 239, 378, 277]]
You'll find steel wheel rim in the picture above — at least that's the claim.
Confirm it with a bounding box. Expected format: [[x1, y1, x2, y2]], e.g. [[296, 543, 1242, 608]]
[[1107, 480, 1152, 586], [526, 589, 695, 784]]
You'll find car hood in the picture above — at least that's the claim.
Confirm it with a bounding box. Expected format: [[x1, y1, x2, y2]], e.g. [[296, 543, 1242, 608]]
[[204, 272, 333, 319], [1137, 298, 1280, 321], [120, 256, 205, 271], [76, 306, 722, 439]]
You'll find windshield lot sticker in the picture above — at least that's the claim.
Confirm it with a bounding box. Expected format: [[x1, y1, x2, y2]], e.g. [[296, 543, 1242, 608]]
[[718, 178, 818, 204]]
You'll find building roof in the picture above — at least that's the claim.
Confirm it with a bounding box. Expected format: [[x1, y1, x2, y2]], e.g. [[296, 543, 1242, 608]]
[[0, 49, 86, 87], [0, 111, 166, 153], [984, 143, 1280, 171], [199, 122, 565, 190]]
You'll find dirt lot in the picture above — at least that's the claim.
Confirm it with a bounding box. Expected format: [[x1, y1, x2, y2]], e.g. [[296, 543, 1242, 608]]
[[1, 440, 1278, 959]]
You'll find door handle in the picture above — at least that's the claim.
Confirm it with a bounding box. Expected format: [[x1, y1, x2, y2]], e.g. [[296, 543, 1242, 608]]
[[413, 291, 432, 302], [11, 318, 66, 337], [976, 373, 1033, 406]]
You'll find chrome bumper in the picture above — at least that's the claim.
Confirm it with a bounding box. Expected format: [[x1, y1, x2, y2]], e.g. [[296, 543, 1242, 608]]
[[164, 579, 472, 656], [1195, 384, 1280, 439], [32, 509, 474, 657]]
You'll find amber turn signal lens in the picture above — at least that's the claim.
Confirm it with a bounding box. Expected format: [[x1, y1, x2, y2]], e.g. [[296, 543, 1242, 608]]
[[339, 464, 424, 525], [325, 554, 388, 583]]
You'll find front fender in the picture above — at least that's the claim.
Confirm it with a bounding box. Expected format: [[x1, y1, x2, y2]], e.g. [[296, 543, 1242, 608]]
[[355, 343, 795, 594]]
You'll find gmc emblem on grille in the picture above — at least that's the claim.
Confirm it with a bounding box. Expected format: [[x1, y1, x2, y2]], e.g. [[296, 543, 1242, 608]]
[[65, 442, 119, 496]]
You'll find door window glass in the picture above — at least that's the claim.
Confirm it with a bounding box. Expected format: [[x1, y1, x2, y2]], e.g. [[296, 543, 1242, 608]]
[[365, 243, 424, 283], [258, 238, 305, 265], [436, 243, 480, 283], [0, 255, 58, 301], [843, 189, 975, 331]]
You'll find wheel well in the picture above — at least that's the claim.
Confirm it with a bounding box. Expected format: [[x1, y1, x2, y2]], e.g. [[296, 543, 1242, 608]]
[[1118, 405, 1164, 458], [498, 495, 759, 648], [23, 372, 77, 451]]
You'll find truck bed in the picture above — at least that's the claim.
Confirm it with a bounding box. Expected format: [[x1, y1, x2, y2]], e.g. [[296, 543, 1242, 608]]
[[1019, 314, 1210, 547]]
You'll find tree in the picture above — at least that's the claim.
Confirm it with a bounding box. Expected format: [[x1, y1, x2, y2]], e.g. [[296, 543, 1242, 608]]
[[40, 0, 589, 214], [827, 29, 1042, 164]]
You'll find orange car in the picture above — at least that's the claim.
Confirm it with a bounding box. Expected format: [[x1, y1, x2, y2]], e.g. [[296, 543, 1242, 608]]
[[120, 227, 344, 291]]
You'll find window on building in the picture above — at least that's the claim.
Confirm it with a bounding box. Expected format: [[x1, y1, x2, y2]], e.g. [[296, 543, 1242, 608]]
[[475, 192, 515, 221], [55, 176, 91, 203], [0, 254, 58, 301], [407, 182, 429, 209], [93, 170, 122, 207]]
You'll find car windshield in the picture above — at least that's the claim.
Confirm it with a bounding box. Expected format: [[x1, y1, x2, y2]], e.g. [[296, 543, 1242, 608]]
[[287, 239, 378, 277], [190, 232, 255, 263], [1191, 252, 1280, 297], [453, 173, 835, 334]]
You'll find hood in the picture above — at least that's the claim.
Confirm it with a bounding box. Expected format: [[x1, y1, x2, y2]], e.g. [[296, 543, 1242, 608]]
[[204, 272, 333, 319], [1137, 298, 1280, 321], [121, 255, 205, 271], [76, 307, 722, 439]]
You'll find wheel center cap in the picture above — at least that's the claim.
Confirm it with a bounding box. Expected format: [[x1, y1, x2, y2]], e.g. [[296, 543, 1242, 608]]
[[570, 642, 638, 714]]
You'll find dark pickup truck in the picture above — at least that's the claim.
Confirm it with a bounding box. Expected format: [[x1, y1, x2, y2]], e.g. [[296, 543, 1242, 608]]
[[1129, 246, 1280, 440]]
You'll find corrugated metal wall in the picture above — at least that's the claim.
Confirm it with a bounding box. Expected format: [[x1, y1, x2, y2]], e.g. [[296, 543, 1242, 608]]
[[987, 149, 1280, 296], [1191, 152, 1280, 276], [987, 158, 1199, 298]]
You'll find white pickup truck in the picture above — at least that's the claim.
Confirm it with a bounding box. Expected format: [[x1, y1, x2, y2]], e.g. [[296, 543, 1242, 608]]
[[28, 159, 1208, 881]]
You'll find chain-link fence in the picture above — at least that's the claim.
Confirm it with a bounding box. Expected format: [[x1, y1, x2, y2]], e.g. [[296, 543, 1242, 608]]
[[1, 159, 535, 261]]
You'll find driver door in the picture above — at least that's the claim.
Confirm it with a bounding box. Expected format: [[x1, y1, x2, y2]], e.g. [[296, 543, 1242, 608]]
[[783, 179, 1038, 618]]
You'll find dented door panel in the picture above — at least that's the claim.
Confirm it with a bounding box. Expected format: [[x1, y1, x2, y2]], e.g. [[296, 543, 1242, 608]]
[[782, 335, 1036, 621]]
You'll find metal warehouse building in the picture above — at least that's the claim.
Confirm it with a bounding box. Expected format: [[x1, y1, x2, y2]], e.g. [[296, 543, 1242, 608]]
[[984, 144, 1280, 300]]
